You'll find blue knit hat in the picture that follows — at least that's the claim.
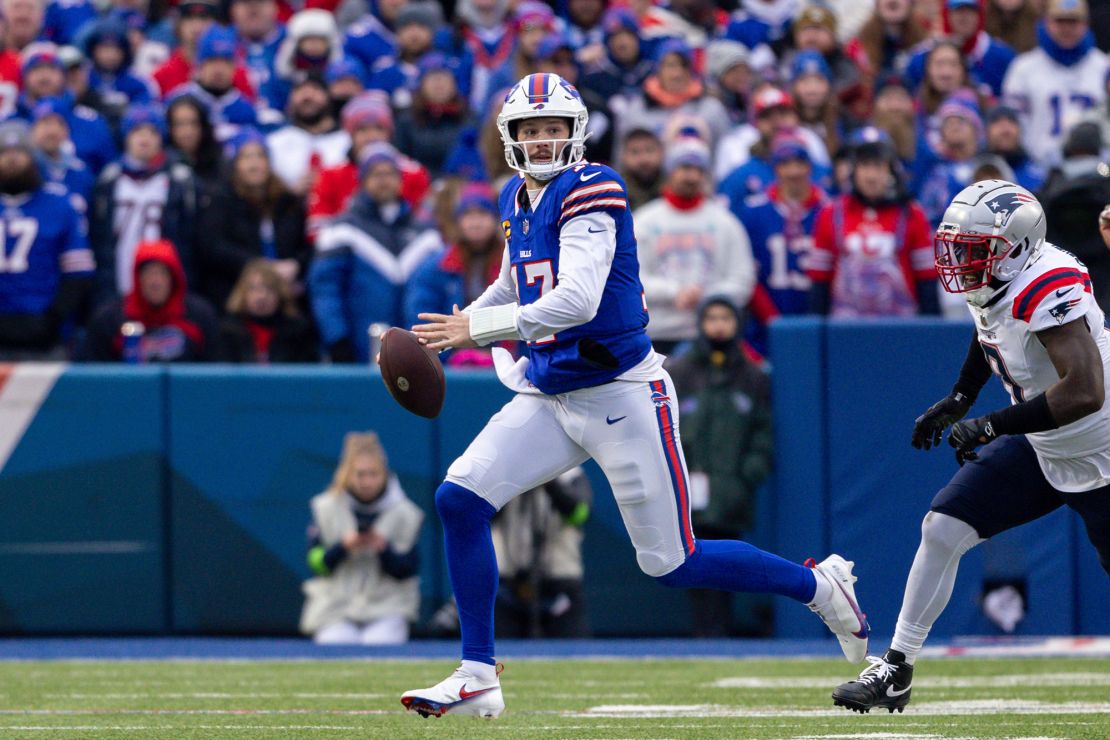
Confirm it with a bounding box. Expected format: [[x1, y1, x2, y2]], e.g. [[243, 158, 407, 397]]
[[20, 43, 65, 76], [358, 141, 401, 180], [196, 25, 238, 64], [790, 50, 832, 83], [223, 126, 267, 161], [454, 183, 497, 218], [121, 103, 167, 139], [325, 57, 368, 86]]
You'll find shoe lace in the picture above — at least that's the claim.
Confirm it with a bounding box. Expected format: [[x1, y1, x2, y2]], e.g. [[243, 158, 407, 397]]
[[856, 655, 897, 686]]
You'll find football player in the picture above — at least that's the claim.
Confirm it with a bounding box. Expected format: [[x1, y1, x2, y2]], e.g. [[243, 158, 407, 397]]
[[833, 180, 1110, 714], [403, 73, 871, 719]]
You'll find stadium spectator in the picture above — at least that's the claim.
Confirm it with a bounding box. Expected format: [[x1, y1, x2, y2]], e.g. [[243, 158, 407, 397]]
[[267, 72, 349, 194], [790, 50, 844, 161], [787, 4, 863, 107], [394, 54, 474, 178], [343, 0, 408, 78], [1002, 0, 1108, 167], [845, 0, 929, 83], [534, 33, 612, 165], [267, 8, 343, 114], [579, 6, 652, 101], [717, 87, 831, 201], [806, 127, 939, 317], [913, 92, 986, 226], [216, 259, 320, 363], [403, 183, 502, 342], [80, 16, 156, 127], [732, 129, 828, 356], [30, 97, 93, 215], [230, 0, 285, 104], [985, 0, 1041, 54], [18, 43, 116, 174], [0, 120, 93, 360], [441, 0, 517, 112], [4, 0, 45, 53], [917, 40, 976, 121], [43, 0, 96, 47], [152, 0, 255, 101], [309, 142, 441, 363], [984, 103, 1045, 191], [325, 57, 366, 120], [493, 468, 593, 638], [904, 0, 1016, 98], [165, 94, 224, 191], [665, 296, 773, 637], [616, 38, 731, 160], [301, 431, 424, 645], [1039, 122, 1110, 311], [705, 40, 755, 124], [90, 104, 200, 304], [110, 5, 172, 81], [367, 2, 444, 110], [564, 0, 605, 64], [172, 25, 259, 142], [723, 0, 797, 57], [872, 74, 918, 164], [483, 2, 555, 104], [197, 128, 309, 312], [0, 14, 20, 119], [636, 137, 755, 354], [307, 91, 431, 241], [81, 238, 218, 362], [619, 126, 664, 212]]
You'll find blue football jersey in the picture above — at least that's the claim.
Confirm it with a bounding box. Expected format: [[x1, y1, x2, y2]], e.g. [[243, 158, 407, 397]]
[[498, 162, 651, 395], [0, 183, 93, 315], [736, 190, 823, 316]]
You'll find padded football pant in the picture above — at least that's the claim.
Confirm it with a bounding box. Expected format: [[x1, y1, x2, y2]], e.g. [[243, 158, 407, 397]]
[[441, 372, 816, 664]]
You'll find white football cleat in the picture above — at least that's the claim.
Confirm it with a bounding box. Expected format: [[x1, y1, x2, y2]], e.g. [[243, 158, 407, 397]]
[[400, 663, 504, 719], [807, 554, 870, 663]]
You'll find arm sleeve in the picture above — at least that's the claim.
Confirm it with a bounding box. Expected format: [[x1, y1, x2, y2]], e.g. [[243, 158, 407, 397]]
[[952, 330, 992, 401]]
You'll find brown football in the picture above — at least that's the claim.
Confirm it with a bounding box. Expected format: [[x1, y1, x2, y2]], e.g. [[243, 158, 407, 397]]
[[379, 328, 446, 419]]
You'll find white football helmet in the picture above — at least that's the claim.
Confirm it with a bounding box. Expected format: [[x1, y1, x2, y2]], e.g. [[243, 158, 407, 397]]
[[934, 179, 1046, 306], [497, 73, 588, 181]]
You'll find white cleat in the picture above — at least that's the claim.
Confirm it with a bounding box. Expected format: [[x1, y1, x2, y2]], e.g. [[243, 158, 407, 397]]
[[400, 663, 505, 719], [807, 554, 870, 663]]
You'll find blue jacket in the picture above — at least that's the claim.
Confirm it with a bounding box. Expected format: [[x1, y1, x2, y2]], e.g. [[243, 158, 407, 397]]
[[904, 34, 1015, 97], [309, 194, 441, 361], [14, 94, 117, 175]]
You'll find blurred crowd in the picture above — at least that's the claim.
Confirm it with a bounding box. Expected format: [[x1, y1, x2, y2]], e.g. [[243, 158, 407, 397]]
[[0, 0, 1109, 365]]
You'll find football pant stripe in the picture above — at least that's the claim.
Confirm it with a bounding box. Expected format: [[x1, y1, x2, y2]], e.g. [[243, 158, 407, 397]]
[[650, 379, 696, 556]]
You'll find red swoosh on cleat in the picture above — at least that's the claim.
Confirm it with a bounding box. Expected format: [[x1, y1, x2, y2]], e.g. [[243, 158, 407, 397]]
[[459, 684, 496, 700]]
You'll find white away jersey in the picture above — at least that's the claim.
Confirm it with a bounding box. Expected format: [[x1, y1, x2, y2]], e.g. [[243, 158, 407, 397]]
[[968, 244, 1110, 491]]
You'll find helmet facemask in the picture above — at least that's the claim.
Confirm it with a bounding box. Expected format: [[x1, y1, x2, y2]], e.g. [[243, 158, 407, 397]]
[[935, 227, 1015, 304], [502, 117, 582, 181]]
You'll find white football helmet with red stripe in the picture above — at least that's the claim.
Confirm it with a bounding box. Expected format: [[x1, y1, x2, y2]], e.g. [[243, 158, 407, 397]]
[[935, 179, 1047, 307], [497, 73, 588, 181]]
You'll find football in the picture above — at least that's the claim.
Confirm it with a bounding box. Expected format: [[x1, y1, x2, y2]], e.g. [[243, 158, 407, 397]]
[[378, 328, 446, 419]]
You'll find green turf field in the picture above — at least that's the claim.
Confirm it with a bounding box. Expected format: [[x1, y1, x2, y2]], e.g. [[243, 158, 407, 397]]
[[1, 657, 1108, 738]]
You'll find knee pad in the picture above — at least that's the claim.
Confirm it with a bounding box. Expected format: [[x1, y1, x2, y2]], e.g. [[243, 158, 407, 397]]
[[435, 481, 496, 524], [921, 511, 983, 557]]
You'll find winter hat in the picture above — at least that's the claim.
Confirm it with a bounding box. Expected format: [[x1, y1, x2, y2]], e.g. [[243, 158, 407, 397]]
[[1063, 121, 1102, 158], [342, 91, 393, 134], [30, 96, 71, 123], [602, 7, 638, 40], [790, 50, 832, 82], [454, 183, 498, 218], [515, 1, 556, 32], [417, 52, 460, 83], [663, 136, 711, 175], [358, 141, 402, 180], [1046, 0, 1088, 20], [937, 93, 985, 143], [795, 5, 837, 34], [536, 32, 575, 62], [969, 152, 1016, 181], [706, 40, 751, 80], [770, 128, 810, 164], [394, 2, 444, 31], [752, 87, 794, 117], [947, 0, 980, 10], [287, 9, 339, 42], [196, 25, 238, 64], [20, 43, 65, 76], [223, 126, 267, 161], [874, 73, 911, 97], [0, 120, 33, 152], [177, 0, 220, 19], [985, 104, 1020, 125], [121, 103, 167, 139], [654, 38, 694, 70], [325, 57, 368, 86]]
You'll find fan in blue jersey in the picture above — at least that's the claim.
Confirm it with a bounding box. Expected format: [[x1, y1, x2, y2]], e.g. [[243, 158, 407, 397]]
[[0, 121, 94, 359], [29, 97, 94, 215], [400, 72, 872, 720]]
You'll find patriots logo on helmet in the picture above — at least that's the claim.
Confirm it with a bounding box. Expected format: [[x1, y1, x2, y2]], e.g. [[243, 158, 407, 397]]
[[986, 191, 1036, 227], [1049, 297, 1083, 324]]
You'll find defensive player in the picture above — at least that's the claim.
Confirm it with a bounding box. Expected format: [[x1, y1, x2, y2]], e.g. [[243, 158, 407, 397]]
[[832, 180, 1110, 714], [401, 73, 870, 719]]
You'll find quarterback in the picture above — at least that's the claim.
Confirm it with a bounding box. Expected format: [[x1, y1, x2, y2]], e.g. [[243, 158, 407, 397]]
[[833, 180, 1110, 714], [403, 73, 871, 718]]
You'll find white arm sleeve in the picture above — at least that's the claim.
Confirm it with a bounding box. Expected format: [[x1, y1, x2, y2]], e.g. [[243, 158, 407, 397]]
[[468, 212, 617, 344]]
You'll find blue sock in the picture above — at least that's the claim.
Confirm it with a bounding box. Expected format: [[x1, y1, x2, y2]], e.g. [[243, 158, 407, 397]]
[[435, 482, 498, 665], [656, 539, 817, 603]]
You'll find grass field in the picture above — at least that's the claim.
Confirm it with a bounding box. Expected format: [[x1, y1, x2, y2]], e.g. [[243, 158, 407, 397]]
[[1, 657, 1109, 738]]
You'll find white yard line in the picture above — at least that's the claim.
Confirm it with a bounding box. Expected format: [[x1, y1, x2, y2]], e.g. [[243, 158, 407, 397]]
[[575, 700, 1110, 718]]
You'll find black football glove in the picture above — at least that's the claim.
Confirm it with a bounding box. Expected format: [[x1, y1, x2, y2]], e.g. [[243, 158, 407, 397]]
[[948, 416, 998, 466], [912, 392, 973, 450]]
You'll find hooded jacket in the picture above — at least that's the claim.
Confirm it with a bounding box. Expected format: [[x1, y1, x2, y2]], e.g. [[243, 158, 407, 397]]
[[663, 298, 773, 535], [81, 239, 219, 362]]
